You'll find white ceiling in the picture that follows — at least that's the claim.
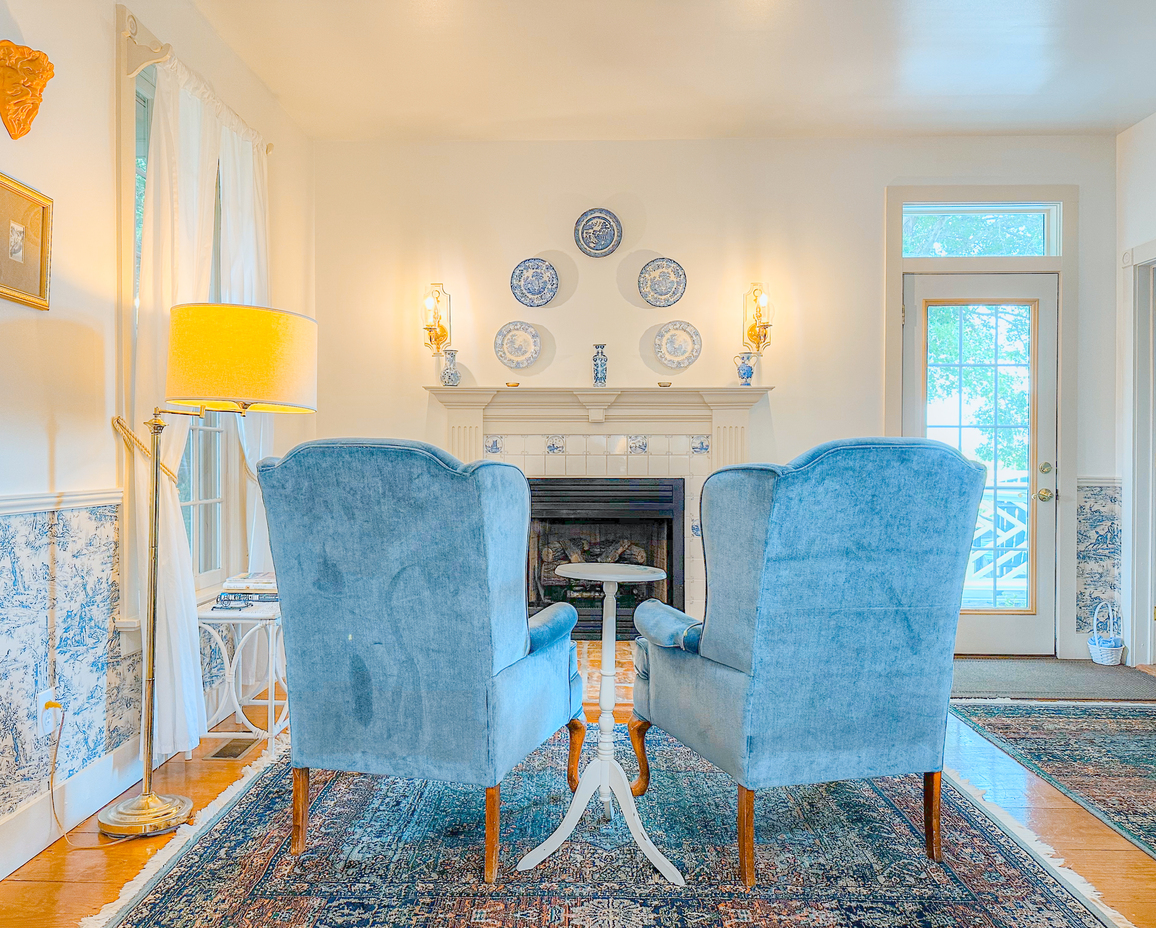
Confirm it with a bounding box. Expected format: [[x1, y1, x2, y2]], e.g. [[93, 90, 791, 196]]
[[192, 0, 1156, 140]]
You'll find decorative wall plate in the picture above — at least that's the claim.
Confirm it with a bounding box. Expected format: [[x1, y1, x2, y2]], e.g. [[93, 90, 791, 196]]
[[654, 320, 702, 369], [574, 208, 622, 258], [510, 257, 559, 307], [638, 257, 686, 307], [494, 321, 541, 369]]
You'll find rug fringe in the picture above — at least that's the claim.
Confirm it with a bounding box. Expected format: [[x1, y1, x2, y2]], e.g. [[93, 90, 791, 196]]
[[943, 767, 1138, 928], [77, 737, 288, 928], [952, 697, 1156, 707]]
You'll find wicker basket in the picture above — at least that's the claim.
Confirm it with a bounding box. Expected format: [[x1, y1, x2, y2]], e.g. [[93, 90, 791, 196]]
[[1087, 601, 1124, 665]]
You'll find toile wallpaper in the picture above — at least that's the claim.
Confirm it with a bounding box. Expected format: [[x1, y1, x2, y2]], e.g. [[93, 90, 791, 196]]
[[0, 505, 139, 819], [1076, 482, 1122, 636]]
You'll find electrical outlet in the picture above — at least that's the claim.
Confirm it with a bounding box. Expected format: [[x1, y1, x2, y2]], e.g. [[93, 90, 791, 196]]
[[36, 688, 59, 737]]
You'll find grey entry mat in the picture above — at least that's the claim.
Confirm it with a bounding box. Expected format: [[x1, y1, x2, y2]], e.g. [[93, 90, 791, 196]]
[[951, 658, 1156, 700]]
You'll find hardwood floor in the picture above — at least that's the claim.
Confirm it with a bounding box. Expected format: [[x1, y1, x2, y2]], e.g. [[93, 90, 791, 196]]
[[3, 645, 1154, 927]]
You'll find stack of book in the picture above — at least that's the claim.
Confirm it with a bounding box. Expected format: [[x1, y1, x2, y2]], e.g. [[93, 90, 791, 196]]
[[214, 571, 279, 610]]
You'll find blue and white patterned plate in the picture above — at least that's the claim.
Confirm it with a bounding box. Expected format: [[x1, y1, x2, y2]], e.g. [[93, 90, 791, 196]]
[[510, 257, 559, 307], [574, 208, 622, 258], [494, 321, 541, 369], [638, 257, 686, 307], [654, 320, 701, 369]]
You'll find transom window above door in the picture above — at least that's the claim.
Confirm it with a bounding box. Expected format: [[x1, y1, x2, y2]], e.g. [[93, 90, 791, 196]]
[[902, 202, 1061, 257]]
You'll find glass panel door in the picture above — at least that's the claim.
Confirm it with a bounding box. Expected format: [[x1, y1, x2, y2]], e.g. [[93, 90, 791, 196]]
[[903, 275, 1058, 654]]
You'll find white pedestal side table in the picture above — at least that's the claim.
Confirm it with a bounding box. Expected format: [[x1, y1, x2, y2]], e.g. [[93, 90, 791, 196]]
[[516, 562, 684, 884]]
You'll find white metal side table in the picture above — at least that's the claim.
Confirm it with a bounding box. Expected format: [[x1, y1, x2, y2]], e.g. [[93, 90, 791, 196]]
[[197, 602, 288, 750], [516, 562, 684, 884]]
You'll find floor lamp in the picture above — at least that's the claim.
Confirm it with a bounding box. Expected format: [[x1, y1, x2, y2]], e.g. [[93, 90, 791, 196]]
[[99, 303, 317, 836]]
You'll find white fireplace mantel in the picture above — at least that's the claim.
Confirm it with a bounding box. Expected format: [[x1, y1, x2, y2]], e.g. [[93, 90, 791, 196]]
[[426, 386, 772, 468]]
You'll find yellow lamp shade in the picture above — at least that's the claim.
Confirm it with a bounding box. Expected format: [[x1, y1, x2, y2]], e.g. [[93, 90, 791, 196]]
[[166, 303, 317, 413]]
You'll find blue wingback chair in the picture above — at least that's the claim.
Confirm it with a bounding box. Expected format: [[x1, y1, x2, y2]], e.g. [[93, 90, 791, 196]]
[[629, 438, 984, 886], [257, 439, 585, 882]]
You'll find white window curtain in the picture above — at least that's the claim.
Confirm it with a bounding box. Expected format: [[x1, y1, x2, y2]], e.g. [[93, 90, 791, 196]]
[[218, 123, 274, 572], [132, 57, 224, 757]]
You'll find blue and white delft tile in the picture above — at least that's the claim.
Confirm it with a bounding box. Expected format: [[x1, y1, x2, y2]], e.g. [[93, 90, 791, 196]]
[[1075, 483, 1122, 634], [628, 435, 649, 455], [484, 435, 504, 455], [690, 435, 711, 455], [545, 435, 566, 455], [691, 517, 702, 538], [0, 505, 139, 818]]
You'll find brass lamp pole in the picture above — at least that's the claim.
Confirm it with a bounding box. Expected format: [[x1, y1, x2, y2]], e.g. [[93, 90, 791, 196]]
[[98, 303, 317, 837]]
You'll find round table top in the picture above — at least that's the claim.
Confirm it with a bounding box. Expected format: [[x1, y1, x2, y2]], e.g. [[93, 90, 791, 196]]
[[554, 562, 666, 583]]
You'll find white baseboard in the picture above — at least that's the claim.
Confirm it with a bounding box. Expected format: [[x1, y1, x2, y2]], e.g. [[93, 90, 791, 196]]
[[0, 736, 143, 880]]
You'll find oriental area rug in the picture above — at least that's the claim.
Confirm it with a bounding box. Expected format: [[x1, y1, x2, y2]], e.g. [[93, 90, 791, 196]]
[[90, 727, 1125, 928], [953, 701, 1156, 860]]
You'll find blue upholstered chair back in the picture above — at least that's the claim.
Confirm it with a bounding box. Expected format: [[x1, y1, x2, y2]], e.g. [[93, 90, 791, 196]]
[[699, 438, 985, 784], [257, 439, 534, 782]]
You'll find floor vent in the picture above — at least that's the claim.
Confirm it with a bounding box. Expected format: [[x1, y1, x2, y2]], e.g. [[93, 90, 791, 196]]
[[205, 738, 260, 761]]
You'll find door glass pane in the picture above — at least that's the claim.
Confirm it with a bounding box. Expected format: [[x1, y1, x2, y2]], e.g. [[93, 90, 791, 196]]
[[925, 303, 1033, 611]]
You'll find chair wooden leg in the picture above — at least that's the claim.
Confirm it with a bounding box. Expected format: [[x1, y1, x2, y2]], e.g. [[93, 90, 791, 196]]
[[737, 785, 755, 888], [291, 767, 309, 855], [566, 718, 586, 793], [484, 785, 500, 883], [628, 713, 652, 797], [923, 771, 942, 862]]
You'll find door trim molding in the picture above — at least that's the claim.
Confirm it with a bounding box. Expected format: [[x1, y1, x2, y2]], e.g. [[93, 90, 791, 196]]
[[886, 185, 1080, 658], [1119, 238, 1156, 667]]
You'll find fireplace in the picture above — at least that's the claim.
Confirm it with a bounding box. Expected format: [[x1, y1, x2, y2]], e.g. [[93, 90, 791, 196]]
[[527, 478, 685, 639]]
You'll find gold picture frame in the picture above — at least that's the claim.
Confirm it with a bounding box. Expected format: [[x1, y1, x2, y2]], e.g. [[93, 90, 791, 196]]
[[0, 172, 51, 310]]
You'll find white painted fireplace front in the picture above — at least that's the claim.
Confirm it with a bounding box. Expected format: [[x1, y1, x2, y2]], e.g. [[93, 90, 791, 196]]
[[426, 386, 771, 620]]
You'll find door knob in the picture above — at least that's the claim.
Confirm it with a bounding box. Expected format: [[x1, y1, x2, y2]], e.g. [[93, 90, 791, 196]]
[[1036, 488, 1054, 502]]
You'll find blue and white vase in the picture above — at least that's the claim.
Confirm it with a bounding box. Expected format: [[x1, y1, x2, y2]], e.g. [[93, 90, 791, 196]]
[[440, 349, 461, 387], [592, 343, 608, 387], [733, 352, 757, 387]]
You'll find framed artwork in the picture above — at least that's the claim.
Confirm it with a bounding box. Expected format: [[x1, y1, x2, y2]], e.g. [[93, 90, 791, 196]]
[[0, 172, 51, 310]]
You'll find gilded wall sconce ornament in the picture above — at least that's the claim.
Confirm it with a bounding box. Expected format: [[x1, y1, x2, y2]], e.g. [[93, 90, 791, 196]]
[[0, 40, 55, 140], [742, 283, 775, 355], [422, 283, 451, 354]]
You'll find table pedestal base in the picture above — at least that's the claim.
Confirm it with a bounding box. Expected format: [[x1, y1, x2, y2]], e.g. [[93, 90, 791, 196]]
[[515, 754, 685, 884], [516, 573, 684, 885]]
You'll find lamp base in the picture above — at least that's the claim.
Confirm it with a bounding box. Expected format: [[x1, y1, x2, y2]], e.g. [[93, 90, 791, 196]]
[[97, 790, 193, 836]]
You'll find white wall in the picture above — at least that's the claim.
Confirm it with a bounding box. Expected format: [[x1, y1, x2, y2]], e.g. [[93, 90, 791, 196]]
[[314, 136, 1116, 475], [1117, 111, 1156, 253], [0, 0, 315, 496]]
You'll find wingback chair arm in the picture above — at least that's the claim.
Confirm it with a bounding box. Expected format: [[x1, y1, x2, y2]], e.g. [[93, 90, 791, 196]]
[[528, 601, 579, 653], [634, 599, 703, 653]]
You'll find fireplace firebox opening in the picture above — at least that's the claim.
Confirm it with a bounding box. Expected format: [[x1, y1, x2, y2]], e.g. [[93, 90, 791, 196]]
[[527, 478, 685, 639]]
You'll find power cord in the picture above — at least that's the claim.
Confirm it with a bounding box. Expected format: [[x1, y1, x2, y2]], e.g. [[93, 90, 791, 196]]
[[44, 700, 143, 848]]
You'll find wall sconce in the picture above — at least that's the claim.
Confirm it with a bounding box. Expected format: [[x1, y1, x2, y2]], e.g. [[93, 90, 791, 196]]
[[422, 283, 451, 355], [742, 283, 774, 355]]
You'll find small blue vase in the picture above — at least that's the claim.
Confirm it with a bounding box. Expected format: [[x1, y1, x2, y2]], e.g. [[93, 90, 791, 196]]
[[440, 349, 461, 387], [592, 344, 607, 387], [733, 352, 757, 387]]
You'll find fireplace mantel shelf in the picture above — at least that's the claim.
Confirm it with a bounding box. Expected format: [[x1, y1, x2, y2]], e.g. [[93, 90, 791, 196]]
[[426, 386, 771, 468], [425, 386, 772, 422]]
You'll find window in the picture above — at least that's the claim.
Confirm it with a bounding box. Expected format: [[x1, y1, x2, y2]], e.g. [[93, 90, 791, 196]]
[[135, 66, 238, 591], [134, 66, 155, 300], [179, 413, 224, 584], [902, 203, 1061, 258]]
